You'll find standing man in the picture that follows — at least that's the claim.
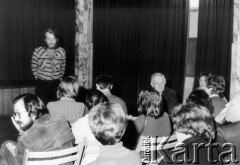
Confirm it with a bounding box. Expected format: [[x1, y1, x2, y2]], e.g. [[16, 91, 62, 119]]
[[31, 28, 66, 105], [150, 72, 179, 115]]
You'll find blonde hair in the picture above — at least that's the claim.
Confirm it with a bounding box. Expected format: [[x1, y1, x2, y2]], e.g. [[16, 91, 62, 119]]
[[88, 103, 127, 145], [56, 76, 79, 99]]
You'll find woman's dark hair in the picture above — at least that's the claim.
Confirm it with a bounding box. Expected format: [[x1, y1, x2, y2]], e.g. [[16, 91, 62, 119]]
[[186, 89, 213, 114], [85, 89, 109, 110], [12, 93, 49, 119]]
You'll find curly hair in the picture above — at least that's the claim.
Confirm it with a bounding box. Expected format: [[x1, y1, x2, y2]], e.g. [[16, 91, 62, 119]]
[[172, 104, 215, 141], [138, 89, 162, 118], [207, 75, 225, 95], [88, 103, 126, 145]]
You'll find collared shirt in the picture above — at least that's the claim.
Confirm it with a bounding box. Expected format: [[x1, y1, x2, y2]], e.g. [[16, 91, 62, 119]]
[[31, 46, 66, 80]]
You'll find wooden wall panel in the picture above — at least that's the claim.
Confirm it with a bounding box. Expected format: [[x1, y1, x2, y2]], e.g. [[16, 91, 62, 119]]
[[0, 87, 35, 116]]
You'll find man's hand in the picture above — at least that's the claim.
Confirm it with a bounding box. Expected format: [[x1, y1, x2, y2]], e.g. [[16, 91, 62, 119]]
[[11, 116, 24, 134]]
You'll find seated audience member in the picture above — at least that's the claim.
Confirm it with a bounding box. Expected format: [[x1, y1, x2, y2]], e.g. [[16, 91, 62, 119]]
[[0, 94, 74, 165], [150, 72, 178, 115], [129, 89, 171, 162], [186, 89, 214, 114], [159, 104, 222, 165], [204, 75, 227, 117], [95, 74, 128, 114], [215, 91, 240, 161], [197, 71, 212, 90], [88, 103, 141, 165], [134, 89, 171, 137], [71, 89, 108, 144], [47, 76, 88, 123]]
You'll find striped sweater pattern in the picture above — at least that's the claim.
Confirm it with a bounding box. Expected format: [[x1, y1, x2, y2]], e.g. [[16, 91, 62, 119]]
[[31, 46, 66, 80]]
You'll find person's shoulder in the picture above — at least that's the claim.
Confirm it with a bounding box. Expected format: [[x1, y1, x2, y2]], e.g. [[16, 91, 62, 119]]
[[134, 114, 146, 128], [218, 121, 240, 133], [124, 148, 141, 163], [135, 114, 145, 122], [72, 114, 89, 127], [45, 114, 69, 126], [33, 46, 46, 53], [163, 87, 177, 95], [46, 101, 57, 107], [57, 47, 66, 54]]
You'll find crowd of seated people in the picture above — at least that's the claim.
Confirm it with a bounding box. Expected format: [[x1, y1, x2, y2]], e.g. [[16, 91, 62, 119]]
[[2, 71, 240, 165]]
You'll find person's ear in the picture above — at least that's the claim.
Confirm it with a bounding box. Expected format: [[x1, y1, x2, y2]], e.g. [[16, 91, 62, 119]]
[[150, 81, 154, 87], [109, 84, 113, 90], [96, 84, 100, 89]]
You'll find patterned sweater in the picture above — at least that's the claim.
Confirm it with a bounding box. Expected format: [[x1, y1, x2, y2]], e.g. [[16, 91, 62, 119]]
[[31, 46, 66, 80]]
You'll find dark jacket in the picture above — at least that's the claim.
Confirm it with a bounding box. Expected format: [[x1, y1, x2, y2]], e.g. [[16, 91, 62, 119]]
[[161, 87, 179, 115], [15, 114, 74, 165]]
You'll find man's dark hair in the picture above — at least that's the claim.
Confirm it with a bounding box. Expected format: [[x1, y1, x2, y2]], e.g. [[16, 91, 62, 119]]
[[95, 74, 114, 90], [43, 28, 59, 48], [85, 89, 109, 110], [12, 93, 49, 119], [199, 71, 212, 79]]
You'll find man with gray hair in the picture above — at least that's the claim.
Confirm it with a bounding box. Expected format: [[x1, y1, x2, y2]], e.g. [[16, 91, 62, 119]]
[[150, 72, 178, 115]]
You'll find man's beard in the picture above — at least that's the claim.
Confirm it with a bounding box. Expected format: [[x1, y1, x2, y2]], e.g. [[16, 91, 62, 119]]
[[48, 45, 56, 50], [19, 119, 34, 131]]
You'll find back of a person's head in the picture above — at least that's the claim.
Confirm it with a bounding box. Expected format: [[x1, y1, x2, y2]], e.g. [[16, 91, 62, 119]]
[[57, 76, 79, 99], [85, 89, 109, 110], [187, 89, 210, 107], [95, 74, 113, 90], [88, 103, 126, 145], [207, 75, 225, 95], [172, 103, 215, 141], [12, 93, 49, 119], [138, 88, 162, 118]]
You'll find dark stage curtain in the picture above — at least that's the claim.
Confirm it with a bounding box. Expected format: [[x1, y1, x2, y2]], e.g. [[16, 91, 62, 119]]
[[0, 0, 75, 81], [93, 0, 189, 111], [195, 0, 233, 99]]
